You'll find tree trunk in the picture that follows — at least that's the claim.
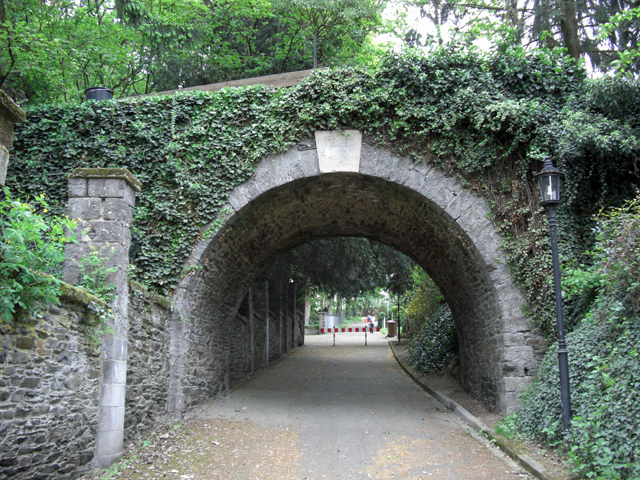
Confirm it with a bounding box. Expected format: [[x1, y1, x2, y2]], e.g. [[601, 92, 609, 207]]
[[313, 29, 318, 69], [505, 0, 523, 43], [325, 296, 334, 316], [559, 0, 581, 61]]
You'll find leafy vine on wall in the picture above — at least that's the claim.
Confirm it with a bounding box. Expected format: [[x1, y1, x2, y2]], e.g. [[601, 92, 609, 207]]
[[8, 46, 640, 335]]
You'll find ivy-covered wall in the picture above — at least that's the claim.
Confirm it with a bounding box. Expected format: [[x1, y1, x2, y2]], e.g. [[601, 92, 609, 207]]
[[8, 47, 640, 334]]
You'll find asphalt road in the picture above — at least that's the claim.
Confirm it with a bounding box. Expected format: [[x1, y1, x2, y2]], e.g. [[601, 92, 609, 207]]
[[193, 328, 531, 480]]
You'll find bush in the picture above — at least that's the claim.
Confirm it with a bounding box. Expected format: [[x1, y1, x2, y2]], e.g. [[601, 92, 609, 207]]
[[408, 304, 458, 374], [503, 196, 640, 479], [0, 188, 76, 321], [402, 266, 444, 339], [77, 245, 117, 303], [505, 314, 640, 479]]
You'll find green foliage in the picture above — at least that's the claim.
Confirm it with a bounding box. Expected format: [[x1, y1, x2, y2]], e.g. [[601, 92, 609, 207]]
[[78, 245, 118, 303], [597, 7, 640, 73], [273, 0, 384, 68], [407, 304, 457, 374], [0, 188, 77, 321], [264, 237, 414, 300], [404, 0, 640, 74], [504, 315, 640, 479], [585, 74, 640, 134], [402, 266, 444, 339], [7, 47, 640, 334], [503, 197, 640, 479], [0, 0, 387, 103], [0, 0, 151, 103]]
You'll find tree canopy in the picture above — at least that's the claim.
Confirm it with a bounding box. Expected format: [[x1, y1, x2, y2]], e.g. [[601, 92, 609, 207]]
[[262, 236, 415, 300], [3, 0, 640, 104], [0, 0, 386, 103]]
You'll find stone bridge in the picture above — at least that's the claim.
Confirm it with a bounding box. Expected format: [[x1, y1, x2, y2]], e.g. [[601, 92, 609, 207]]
[[169, 130, 538, 422]]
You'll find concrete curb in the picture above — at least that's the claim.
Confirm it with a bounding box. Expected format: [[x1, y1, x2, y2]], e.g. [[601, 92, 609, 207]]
[[388, 340, 557, 480]]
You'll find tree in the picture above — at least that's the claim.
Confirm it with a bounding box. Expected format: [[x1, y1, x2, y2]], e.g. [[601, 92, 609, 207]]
[[401, 265, 444, 337], [273, 0, 384, 68], [262, 236, 415, 304], [1, 0, 388, 103], [402, 0, 640, 73], [0, 0, 150, 102]]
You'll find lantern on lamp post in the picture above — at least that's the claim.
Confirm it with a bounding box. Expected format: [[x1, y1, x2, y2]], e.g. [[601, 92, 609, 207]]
[[534, 157, 572, 435]]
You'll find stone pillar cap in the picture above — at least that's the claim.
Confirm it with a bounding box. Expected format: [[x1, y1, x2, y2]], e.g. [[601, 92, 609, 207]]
[[69, 167, 142, 192], [0, 91, 26, 123]]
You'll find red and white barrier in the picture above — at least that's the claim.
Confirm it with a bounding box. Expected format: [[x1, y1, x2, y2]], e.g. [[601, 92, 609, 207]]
[[320, 327, 380, 333]]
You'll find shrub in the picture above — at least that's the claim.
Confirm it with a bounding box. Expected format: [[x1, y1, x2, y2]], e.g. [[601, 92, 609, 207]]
[[0, 188, 77, 321], [77, 245, 117, 303], [408, 304, 458, 374], [402, 266, 445, 340]]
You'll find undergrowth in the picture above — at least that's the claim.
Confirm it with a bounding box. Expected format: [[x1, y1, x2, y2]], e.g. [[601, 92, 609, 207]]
[[408, 304, 458, 374], [0, 188, 76, 321]]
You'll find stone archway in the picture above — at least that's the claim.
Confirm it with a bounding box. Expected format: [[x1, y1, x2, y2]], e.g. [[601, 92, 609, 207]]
[[168, 130, 538, 415]]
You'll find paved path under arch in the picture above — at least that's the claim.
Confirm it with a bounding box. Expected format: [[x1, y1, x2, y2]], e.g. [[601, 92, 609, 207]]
[[183, 333, 532, 480]]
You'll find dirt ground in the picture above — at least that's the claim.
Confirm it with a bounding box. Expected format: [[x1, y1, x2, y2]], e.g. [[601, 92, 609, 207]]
[[392, 343, 579, 480], [81, 417, 301, 480]]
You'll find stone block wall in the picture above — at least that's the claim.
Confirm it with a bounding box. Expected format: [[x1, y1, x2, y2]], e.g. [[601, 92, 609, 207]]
[[173, 278, 304, 413], [227, 313, 251, 381], [268, 309, 282, 362], [0, 280, 177, 479], [124, 282, 172, 443], [0, 290, 102, 479]]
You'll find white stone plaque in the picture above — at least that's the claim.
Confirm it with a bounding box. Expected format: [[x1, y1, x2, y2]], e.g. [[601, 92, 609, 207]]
[[315, 130, 362, 173]]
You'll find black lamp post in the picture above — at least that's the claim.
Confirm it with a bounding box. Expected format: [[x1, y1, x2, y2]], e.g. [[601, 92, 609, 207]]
[[534, 157, 572, 435]]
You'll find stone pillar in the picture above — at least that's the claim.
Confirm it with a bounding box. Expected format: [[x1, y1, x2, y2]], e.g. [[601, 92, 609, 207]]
[[0, 91, 26, 187], [62, 168, 141, 467]]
